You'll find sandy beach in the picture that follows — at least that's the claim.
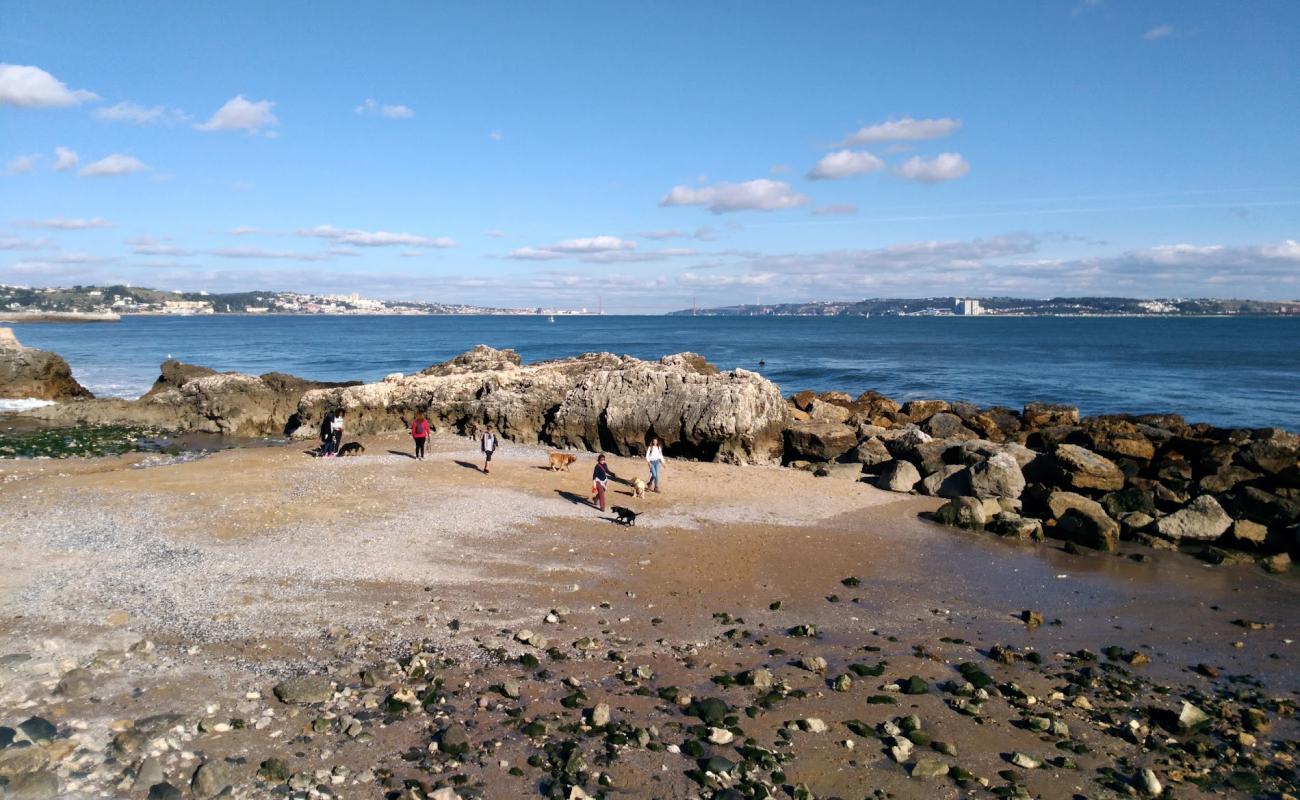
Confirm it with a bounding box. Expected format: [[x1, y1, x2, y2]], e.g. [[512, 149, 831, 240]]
[[0, 433, 1296, 799]]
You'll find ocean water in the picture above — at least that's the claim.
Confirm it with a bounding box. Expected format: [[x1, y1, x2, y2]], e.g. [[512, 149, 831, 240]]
[[8, 315, 1300, 430]]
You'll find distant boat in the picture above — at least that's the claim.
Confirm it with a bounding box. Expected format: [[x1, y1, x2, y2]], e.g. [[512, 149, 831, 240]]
[[548, 315, 555, 323]]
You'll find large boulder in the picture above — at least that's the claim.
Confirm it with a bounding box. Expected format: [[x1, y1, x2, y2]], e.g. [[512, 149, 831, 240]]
[[1045, 444, 1126, 492], [900, 399, 948, 424], [1155, 495, 1233, 542], [848, 437, 892, 467], [298, 349, 792, 464], [924, 412, 977, 440], [969, 453, 1026, 499], [785, 420, 857, 462], [1056, 506, 1120, 552], [921, 464, 970, 498], [935, 496, 1002, 530], [1022, 402, 1079, 430], [0, 327, 93, 401], [875, 460, 922, 493]]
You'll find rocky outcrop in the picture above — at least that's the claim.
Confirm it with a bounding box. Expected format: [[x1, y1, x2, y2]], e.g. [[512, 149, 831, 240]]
[[296, 348, 791, 464], [0, 327, 93, 401]]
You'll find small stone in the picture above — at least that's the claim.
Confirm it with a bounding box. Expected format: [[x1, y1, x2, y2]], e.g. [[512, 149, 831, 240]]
[[1020, 610, 1044, 628], [912, 757, 950, 779], [798, 656, 828, 674], [191, 761, 232, 799], [56, 667, 95, 698], [438, 723, 471, 757], [708, 727, 734, 745], [590, 703, 611, 727], [1176, 701, 1211, 732], [17, 718, 57, 742], [1010, 752, 1041, 769], [1137, 767, 1162, 797], [501, 679, 521, 699], [1261, 552, 1292, 574], [833, 674, 853, 692], [272, 675, 333, 705], [147, 783, 183, 800], [133, 757, 164, 793], [801, 718, 829, 734]]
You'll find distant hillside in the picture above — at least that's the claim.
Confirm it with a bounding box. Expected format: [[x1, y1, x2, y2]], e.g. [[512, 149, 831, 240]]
[[668, 296, 1300, 317]]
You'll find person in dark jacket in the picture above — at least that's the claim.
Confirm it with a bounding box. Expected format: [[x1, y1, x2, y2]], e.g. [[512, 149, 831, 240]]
[[480, 426, 499, 473], [591, 453, 615, 512], [319, 411, 336, 457]]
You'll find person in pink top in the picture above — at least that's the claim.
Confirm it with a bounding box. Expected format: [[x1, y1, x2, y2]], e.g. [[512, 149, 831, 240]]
[[410, 411, 430, 460]]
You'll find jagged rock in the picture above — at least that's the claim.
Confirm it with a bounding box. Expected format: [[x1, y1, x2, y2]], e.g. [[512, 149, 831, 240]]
[[848, 437, 892, 466], [1022, 402, 1079, 429], [785, 420, 857, 463], [969, 453, 1026, 499], [1155, 495, 1233, 541], [924, 412, 977, 440], [1047, 444, 1126, 492], [1238, 434, 1300, 475], [1119, 511, 1155, 533], [1198, 466, 1262, 494], [921, 465, 970, 498], [300, 349, 790, 464], [988, 513, 1044, 541], [1261, 552, 1291, 573], [0, 328, 92, 401], [807, 398, 852, 424], [420, 343, 522, 375], [900, 399, 948, 424], [1084, 417, 1156, 461], [875, 460, 922, 493], [142, 360, 217, 397], [1101, 487, 1157, 518], [1045, 490, 1106, 521], [935, 496, 1001, 530], [1057, 506, 1120, 552]]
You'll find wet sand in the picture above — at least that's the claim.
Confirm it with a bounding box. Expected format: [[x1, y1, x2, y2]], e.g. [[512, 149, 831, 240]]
[[0, 433, 1296, 798]]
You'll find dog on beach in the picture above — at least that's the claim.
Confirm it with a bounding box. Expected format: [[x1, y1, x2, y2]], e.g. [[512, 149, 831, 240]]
[[630, 477, 647, 498], [337, 442, 365, 457], [548, 453, 578, 471], [611, 506, 640, 526]]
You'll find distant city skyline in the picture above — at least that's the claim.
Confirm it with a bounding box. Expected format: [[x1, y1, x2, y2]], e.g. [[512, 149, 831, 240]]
[[2, 1, 1298, 311]]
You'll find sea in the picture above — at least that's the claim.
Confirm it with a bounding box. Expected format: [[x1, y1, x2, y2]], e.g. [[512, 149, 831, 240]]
[[8, 315, 1300, 431]]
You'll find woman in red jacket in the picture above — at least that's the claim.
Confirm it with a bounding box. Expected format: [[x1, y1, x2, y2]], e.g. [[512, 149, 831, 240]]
[[410, 412, 430, 460]]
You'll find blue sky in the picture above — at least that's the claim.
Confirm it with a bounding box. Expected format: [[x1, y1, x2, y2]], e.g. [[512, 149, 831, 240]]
[[2, 1, 1298, 311]]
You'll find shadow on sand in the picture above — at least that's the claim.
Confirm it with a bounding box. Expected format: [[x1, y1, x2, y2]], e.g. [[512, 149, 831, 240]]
[[454, 460, 484, 473], [387, 450, 416, 460]]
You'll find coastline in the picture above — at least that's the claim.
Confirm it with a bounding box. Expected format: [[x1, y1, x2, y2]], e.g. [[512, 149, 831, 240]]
[[0, 433, 1295, 798]]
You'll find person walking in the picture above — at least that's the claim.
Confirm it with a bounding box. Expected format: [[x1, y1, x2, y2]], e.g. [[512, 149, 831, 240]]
[[330, 410, 345, 456], [319, 411, 336, 458], [480, 425, 499, 473], [591, 453, 615, 512], [410, 412, 430, 460], [645, 436, 664, 493]]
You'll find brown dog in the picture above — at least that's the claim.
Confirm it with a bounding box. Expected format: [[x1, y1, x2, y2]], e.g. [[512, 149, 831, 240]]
[[548, 453, 578, 471]]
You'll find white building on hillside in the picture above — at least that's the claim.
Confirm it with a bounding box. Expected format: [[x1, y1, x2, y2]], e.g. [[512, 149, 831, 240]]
[[954, 298, 984, 316]]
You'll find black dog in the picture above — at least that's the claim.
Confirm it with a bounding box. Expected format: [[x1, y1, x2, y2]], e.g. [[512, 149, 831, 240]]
[[611, 506, 640, 526], [337, 442, 365, 457]]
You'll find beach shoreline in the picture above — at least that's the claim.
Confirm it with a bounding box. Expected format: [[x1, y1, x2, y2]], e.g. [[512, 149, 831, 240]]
[[0, 433, 1295, 798]]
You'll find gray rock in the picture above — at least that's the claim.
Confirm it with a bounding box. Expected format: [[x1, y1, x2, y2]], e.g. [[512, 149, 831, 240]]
[[589, 703, 611, 727], [875, 460, 922, 493], [0, 745, 50, 777], [1118, 511, 1154, 533], [821, 462, 865, 480], [848, 437, 892, 467], [911, 757, 950, 779], [437, 723, 470, 757], [55, 667, 95, 698], [0, 329, 93, 401], [1155, 495, 1233, 541], [1057, 506, 1120, 552], [988, 513, 1044, 541], [920, 464, 970, 498], [132, 757, 164, 795], [1048, 444, 1126, 492], [1137, 768, 1163, 797], [785, 420, 857, 463], [969, 453, 1026, 499], [935, 496, 1001, 531], [924, 412, 977, 440], [2, 770, 60, 799], [190, 761, 232, 799], [147, 783, 183, 800], [272, 675, 333, 704]]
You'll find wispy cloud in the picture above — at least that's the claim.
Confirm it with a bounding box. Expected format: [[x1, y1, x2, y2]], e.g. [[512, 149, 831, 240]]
[[0, 63, 98, 108], [896, 152, 970, 183], [5, 154, 38, 175], [128, 234, 194, 256], [355, 99, 413, 119], [813, 203, 858, 216], [208, 246, 340, 262], [1143, 24, 1174, 40], [507, 236, 637, 261], [807, 149, 884, 180], [20, 216, 115, 230], [195, 95, 279, 134], [79, 153, 151, 178], [94, 101, 189, 125], [300, 224, 455, 248], [841, 116, 962, 146], [660, 179, 809, 214], [53, 146, 78, 171]]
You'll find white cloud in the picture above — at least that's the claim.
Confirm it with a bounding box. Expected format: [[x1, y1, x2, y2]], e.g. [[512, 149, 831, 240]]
[[484, 229, 508, 238], [0, 235, 51, 250], [660, 179, 809, 214], [813, 203, 858, 216], [841, 116, 962, 146], [79, 153, 150, 178], [355, 99, 414, 119], [1144, 24, 1174, 40], [301, 224, 455, 248], [5, 154, 38, 174], [489, 130, 503, 141], [93, 101, 189, 125], [195, 95, 279, 134], [226, 226, 259, 235], [53, 146, 78, 171], [808, 149, 884, 180], [128, 235, 194, 256], [506, 236, 637, 261], [209, 246, 337, 262], [638, 227, 717, 241], [896, 152, 970, 183], [0, 63, 98, 108], [21, 217, 115, 230]]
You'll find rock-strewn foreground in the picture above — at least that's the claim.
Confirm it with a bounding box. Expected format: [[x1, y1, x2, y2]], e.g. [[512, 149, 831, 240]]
[[0, 437, 1296, 800], [0, 328, 92, 401]]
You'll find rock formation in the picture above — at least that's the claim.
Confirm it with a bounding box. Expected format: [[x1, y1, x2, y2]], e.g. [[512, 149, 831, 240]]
[[0, 327, 93, 401], [296, 348, 790, 464]]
